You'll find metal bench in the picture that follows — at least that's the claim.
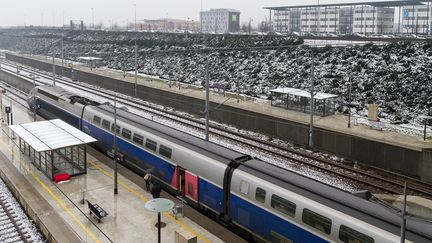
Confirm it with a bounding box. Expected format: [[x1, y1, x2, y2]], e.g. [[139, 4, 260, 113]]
[[87, 200, 108, 223]]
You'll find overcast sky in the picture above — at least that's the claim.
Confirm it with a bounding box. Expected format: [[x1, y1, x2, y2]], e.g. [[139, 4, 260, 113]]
[[0, 0, 359, 27]]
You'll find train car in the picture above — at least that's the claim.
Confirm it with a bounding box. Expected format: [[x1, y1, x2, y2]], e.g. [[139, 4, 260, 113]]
[[29, 85, 249, 217], [28, 85, 432, 243], [230, 159, 432, 243]]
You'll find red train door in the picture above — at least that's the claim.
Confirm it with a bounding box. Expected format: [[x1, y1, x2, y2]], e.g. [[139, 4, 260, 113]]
[[184, 171, 198, 203]]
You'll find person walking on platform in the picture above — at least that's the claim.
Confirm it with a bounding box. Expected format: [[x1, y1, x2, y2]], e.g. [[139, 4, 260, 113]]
[[151, 180, 162, 199], [143, 171, 151, 191]]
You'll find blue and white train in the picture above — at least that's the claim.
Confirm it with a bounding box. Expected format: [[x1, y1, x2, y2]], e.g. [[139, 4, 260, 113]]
[[28, 85, 432, 243]]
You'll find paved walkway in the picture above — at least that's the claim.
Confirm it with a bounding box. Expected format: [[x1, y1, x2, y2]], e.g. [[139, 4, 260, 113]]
[[0, 94, 226, 243]]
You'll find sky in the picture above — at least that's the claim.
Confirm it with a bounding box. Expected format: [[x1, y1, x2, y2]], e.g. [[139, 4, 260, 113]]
[[0, 0, 359, 27]]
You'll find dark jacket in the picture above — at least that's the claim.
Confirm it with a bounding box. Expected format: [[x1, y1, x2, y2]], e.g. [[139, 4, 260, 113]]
[[151, 181, 162, 199]]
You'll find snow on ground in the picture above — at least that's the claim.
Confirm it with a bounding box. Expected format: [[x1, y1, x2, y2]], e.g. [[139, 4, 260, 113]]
[[0, 179, 45, 242], [0, 28, 430, 133]]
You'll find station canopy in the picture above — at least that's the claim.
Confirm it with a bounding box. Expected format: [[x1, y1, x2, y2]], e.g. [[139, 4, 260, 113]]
[[9, 119, 96, 152], [77, 56, 103, 61], [270, 87, 338, 100]]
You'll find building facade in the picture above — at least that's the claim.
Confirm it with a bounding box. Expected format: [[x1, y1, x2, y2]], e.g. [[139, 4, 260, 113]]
[[134, 19, 199, 32], [273, 6, 393, 34], [352, 6, 394, 34], [269, 1, 432, 35], [402, 5, 432, 34], [200, 9, 240, 33]]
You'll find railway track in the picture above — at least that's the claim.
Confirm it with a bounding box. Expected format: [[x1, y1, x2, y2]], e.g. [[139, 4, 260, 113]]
[[0, 179, 41, 243], [2, 60, 432, 199]]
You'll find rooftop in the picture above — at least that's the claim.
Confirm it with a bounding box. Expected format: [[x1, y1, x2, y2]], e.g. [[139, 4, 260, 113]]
[[270, 87, 339, 100], [9, 119, 96, 152], [265, 0, 432, 10]]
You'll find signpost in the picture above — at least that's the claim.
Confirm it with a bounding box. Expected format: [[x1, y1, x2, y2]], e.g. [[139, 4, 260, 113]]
[[419, 115, 432, 141]]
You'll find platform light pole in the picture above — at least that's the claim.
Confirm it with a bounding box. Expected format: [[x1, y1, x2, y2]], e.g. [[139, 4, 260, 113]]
[[113, 92, 118, 195], [134, 3, 138, 97], [33, 71, 36, 122], [309, 60, 315, 148], [347, 75, 352, 128], [205, 61, 210, 141], [400, 182, 407, 243], [52, 53, 56, 86]]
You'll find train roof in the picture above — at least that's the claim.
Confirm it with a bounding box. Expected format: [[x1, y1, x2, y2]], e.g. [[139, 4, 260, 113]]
[[238, 159, 432, 242], [92, 104, 245, 164]]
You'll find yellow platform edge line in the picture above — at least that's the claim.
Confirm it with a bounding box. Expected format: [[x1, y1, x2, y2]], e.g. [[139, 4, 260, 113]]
[[88, 160, 211, 243], [0, 139, 100, 243]]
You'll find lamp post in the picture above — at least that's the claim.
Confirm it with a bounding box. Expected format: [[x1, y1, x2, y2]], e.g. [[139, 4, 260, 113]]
[[419, 115, 432, 141], [113, 92, 118, 195], [134, 3, 138, 97], [91, 8, 94, 29], [347, 75, 352, 128]]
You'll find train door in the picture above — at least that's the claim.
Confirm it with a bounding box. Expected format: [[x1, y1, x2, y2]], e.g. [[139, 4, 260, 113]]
[[184, 171, 198, 203], [178, 167, 186, 197]]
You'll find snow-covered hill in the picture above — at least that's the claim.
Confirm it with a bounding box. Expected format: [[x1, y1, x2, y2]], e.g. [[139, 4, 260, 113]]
[[0, 28, 430, 125]]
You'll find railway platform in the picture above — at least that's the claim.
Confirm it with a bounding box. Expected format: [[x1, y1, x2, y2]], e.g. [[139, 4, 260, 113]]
[[0, 94, 245, 242]]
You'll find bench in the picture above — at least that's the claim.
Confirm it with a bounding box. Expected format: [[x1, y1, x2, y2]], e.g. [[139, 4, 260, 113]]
[[87, 200, 108, 222], [369, 121, 384, 131]]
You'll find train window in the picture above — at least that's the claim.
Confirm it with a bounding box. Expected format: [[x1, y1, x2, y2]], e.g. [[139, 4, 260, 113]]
[[102, 119, 110, 130], [270, 230, 293, 243], [255, 187, 266, 203], [187, 182, 194, 196], [132, 134, 144, 145], [145, 139, 157, 151], [271, 194, 296, 218], [159, 145, 172, 159], [122, 128, 131, 139], [240, 181, 249, 195], [339, 225, 374, 243], [93, 116, 101, 126], [302, 208, 332, 235], [111, 124, 121, 134]]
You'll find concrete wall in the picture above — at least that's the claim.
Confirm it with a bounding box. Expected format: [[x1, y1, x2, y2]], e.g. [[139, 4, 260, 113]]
[[6, 53, 431, 183], [0, 69, 34, 93]]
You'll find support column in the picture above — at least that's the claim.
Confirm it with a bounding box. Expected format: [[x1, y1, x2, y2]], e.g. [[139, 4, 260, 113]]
[[399, 7, 402, 34], [269, 9, 272, 32]]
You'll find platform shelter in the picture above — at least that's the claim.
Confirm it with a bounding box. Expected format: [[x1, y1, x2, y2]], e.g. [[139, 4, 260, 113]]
[[270, 88, 339, 116], [9, 119, 97, 181]]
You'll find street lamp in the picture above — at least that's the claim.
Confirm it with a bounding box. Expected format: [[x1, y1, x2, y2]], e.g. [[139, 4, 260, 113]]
[[91, 8, 94, 29], [134, 4, 138, 97]]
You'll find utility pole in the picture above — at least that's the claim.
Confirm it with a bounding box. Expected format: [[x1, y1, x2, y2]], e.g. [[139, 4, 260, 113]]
[[91, 8, 94, 29], [347, 75, 352, 128], [33, 69, 37, 122], [113, 92, 118, 195], [237, 78, 240, 103], [205, 62, 210, 141], [61, 36, 64, 77], [309, 60, 315, 148], [52, 53, 56, 86], [400, 182, 407, 243], [134, 4, 138, 97]]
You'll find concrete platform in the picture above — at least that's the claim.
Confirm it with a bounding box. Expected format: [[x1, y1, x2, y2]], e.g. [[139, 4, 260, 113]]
[[0, 95, 243, 242]]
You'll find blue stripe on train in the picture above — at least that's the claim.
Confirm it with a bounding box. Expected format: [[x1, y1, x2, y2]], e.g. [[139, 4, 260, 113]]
[[229, 193, 328, 243], [37, 99, 225, 213]]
